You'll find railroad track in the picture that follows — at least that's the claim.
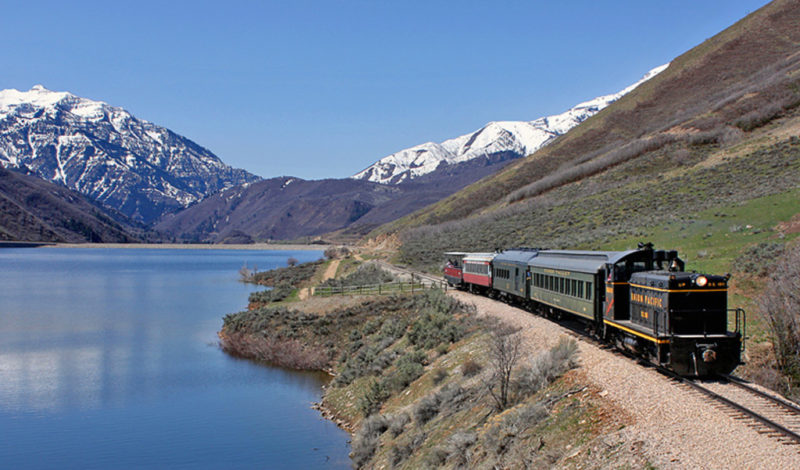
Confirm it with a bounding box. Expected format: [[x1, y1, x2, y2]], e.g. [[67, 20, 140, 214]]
[[463, 290, 800, 448], [663, 370, 800, 446], [383, 263, 800, 447]]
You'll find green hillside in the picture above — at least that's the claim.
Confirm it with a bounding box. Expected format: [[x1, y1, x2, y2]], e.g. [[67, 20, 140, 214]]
[[367, 0, 800, 391], [378, 0, 800, 241]]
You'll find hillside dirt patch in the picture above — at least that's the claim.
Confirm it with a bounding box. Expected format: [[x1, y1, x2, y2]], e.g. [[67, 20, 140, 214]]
[[322, 259, 340, 281], [448, 290, 800, 469], [776, 213, 800, 235]]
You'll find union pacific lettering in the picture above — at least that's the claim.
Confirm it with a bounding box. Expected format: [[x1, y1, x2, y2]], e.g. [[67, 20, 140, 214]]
[[631, 292, 663, 308]]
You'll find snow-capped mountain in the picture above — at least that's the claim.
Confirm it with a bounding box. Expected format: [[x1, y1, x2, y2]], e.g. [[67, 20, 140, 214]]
[[352, 64, 669, 185], [0, 85, 258, 223]]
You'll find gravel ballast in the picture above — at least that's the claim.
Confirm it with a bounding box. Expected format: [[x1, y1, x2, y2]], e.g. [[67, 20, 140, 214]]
[[449, 290, 800, 469]]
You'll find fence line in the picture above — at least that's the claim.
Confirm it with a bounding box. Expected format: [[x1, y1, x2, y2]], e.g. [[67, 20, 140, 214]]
[[313, 279, 446, 297]]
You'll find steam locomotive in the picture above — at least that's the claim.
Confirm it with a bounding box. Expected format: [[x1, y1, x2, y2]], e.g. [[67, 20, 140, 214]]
[[444, 243, 744, 376]]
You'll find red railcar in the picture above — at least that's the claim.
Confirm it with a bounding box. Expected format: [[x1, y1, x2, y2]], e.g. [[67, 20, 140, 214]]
[[462, 253, 494, 288], [444, 252, 466, 287]]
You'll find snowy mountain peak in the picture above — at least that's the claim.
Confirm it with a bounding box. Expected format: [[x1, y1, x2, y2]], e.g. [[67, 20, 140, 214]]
[[352, 64, 669, 185], [0, 86, 258, 223]]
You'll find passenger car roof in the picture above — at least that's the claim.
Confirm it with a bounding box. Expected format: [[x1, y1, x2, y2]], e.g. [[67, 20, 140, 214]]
[[529, 250, 641, 273], [494, 249, 540, 265], [463, 253, 495, 263]]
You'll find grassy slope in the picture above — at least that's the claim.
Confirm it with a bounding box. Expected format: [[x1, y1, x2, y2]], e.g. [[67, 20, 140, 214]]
[[362, 0, 800, 387], [377, 0, 800, 236]]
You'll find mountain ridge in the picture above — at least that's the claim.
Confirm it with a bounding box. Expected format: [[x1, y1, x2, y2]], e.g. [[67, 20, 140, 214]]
[[351, 64, 668, 186], [0, 85, 259, 223], [0, 165, 141, 242]]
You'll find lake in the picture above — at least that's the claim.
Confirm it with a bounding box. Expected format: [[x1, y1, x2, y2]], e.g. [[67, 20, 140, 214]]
[[0, 247, 351, 469]]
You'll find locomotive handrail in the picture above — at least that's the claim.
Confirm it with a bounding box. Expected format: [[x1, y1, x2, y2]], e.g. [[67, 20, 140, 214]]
[[729, 308, 746, 352]]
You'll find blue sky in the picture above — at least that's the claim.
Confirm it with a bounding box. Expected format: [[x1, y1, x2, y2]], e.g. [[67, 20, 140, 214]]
[[2, 0, 772, 180]]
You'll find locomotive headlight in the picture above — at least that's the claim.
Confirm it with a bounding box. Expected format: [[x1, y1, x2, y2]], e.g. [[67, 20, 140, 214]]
[[695, 275, 708, 287]]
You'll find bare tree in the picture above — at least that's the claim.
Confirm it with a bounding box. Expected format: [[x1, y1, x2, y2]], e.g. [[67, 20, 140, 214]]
[[239, 263, 255, 281], [483, 321, 522, 410], [759, 242, 800, 396], [287, 257, 299, 267]]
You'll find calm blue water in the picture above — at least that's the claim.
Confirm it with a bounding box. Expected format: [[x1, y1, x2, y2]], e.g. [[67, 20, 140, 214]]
[[0, 248, 351, 469]]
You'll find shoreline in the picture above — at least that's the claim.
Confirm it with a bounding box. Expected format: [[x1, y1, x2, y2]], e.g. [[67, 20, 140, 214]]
[[45, 242, 332, 251]]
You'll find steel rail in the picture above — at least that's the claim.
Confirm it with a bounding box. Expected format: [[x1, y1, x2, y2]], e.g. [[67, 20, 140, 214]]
[[661, 369, 800, 445], [719, 374, 800, 415]]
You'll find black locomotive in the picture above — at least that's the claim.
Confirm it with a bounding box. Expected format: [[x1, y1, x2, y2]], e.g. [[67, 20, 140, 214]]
[[444, 243, 744, 376]]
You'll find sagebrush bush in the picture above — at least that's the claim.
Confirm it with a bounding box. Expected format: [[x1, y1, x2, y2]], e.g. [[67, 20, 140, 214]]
[[437, 383, 470, 418], [248, 283, 293, 304], [384, 351, 425, 391], [462, 358, 483, 377], [247, 260, 323, 286], [759, 243, 800, 399], [386, 412, 410, 437], [513, 337, 579, 402], [734, 242, 785, 277], [390, 442, 413, 468], [359, 380, 390, 417], [425, 448, 449, 467], [407, 309, 464, 350], [444, 431, 477, 467], [413, 393, 441, 424], [351, 414, 387, 467], [413, 383, 467, 425], [481, 401, 548, 457]]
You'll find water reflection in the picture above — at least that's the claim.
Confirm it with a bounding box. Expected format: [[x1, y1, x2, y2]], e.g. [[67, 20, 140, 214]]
[[0, 248, 350, 469]]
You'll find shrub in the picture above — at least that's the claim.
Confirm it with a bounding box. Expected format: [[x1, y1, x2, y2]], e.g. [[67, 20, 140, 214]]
[[359, 380, 390, 417], [425, 447, 449, 467], [432, 368, 448, 385], [324, 246, 351, 259], [443, 431, 477, 467], [248, 283, 294, 304], [462, 358, 483, 377], [506, 402, 548, 433], [384, 351, 426, 391], [351, 414, 387, 468], [436, 383, 469, 417], [247, 260, 324, 286], [378, 317, 408, 342], [413, 393, 441, 424], [362, 319, 381, 336], [505, 134, 678, 203], [390, 443, 413, 468], [407, 309, 463, 350], [758, 243, 800, 398], [734, 102, 784, 131], [386, 412, 410, 437], [413, 383, 467, 425], [513, 337, 579, 401], [735, 242, 785, 277], [481, 401, 548, 457]]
